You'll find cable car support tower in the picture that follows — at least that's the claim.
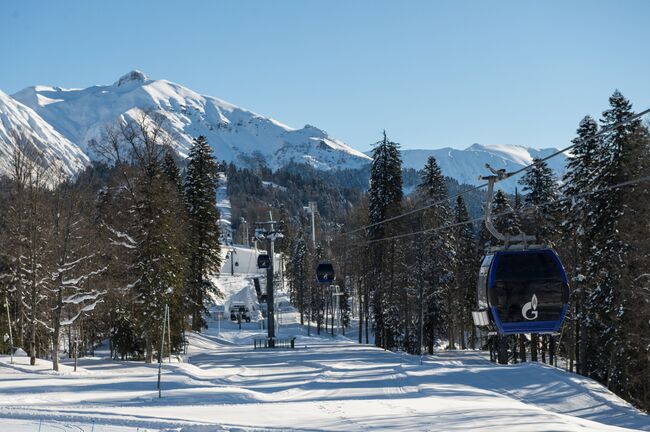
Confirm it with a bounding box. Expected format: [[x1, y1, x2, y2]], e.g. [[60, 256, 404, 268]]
[[255, 216, 283, 348]]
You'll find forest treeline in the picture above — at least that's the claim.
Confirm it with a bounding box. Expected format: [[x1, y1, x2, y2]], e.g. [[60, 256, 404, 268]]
[[0, 112, 222, 368]]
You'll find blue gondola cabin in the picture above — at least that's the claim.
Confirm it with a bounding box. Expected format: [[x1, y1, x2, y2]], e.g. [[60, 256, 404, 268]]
[[473, 248, 569, 334]]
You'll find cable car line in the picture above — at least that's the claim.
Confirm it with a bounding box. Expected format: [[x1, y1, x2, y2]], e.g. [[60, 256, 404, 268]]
[[335, 107, 650, 240], [342, 173, 650, 248], [506, 106, 650, 178]]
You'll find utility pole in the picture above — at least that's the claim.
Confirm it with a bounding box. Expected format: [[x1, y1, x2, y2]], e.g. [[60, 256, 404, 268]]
[[229, 248, 237, 276], [240, 217, 249, 247], [255, 217, 283, 348], [4, 297, 13, 364], [167, 305, 172, 364], [332, 285, 343, 336], [304, 202, 317, 336], [308, 201, 317, 247], [157, 304, 169, 398]]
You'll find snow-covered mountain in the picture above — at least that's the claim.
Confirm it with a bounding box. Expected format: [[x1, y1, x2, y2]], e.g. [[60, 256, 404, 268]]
[[397, 143, 568, 193], [12, 71, 371, 171], [0, 89, 89, 179], [3, 71, 569, 189]]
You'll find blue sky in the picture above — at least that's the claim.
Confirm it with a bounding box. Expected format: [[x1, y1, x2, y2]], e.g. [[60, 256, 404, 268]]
[[1, 0, 649, 151]]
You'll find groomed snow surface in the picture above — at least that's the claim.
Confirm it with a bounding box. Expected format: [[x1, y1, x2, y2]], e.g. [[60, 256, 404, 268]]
[[1, 274, 648, 431]]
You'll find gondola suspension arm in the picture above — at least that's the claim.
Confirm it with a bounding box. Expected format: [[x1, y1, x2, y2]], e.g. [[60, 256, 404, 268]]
[[479, 164, 535, 245]]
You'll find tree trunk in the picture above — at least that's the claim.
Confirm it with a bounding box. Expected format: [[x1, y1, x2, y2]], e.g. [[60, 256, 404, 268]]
[[489, 336, 496, 362], [519, 334, 526, 362], [403, 291, 409, 352], [448, 325, 454, 350], [578, 285, 587, 375], [497, 335, 508, 364], [549, 336, 556, 366], [192, 307, 201, 332], [470, 322, 475, 349], [145, 335, 153, 363], [358, 285, 363, 344], [52, 327, 60, 371], [30, 274, 37, 366], [364, 285, 370, 344], [531, 333, 539, 362], [52, 274, 64, 371], [460, 323, 466, 350], [364, 308, 369, 344]]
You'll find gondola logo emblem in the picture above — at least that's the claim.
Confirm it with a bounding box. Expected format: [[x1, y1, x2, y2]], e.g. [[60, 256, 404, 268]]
[[522, 294, 539, 320]]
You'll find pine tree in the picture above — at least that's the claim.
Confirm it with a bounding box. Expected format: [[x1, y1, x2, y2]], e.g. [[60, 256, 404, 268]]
[[163, 149, 185, 199], [133, 164, 185, 362], [368, 131, 403, 240], [492, 190, 520, 237], [367, 131, 403, 349], [582, 91, 641, 387], [452, 195, 478, 349], [518, 158, 559, 243], [185, 136, 223, 331], [417, 156, 455, 353], [560, 115, 600, 375], [288, 235, 310, 324], [585, 91, 650, 396], [616, 123, 650, 409], [339, 283, 352, 331], [91, 112, 189, 362]]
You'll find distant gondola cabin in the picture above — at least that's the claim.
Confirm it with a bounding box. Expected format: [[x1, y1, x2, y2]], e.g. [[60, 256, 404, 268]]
[[257, 254, 271, 269], [316, 263, 335, 283]]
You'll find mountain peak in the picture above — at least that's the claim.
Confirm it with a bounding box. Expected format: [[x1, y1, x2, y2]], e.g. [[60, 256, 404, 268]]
[[11, 73, 371, 171], [114, 70, 149, 86]]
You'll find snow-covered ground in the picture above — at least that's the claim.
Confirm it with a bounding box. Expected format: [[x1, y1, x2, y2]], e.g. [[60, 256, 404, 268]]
[[1, 331, 649, 431], [1, 268, 648, 431]]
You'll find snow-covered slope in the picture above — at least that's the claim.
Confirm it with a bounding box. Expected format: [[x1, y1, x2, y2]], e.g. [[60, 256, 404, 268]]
[[13, 71, 371, 170], [0, 90, 89, 179], [399, 143, 568, 193], [1, 341, 649, 431]]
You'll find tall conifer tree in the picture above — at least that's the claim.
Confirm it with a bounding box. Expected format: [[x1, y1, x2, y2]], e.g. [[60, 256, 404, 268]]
[[367, 131, 403, 348], [417, 156, 454, 352], [185, 136, 222, 330], [518, 158, 559, 243]]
